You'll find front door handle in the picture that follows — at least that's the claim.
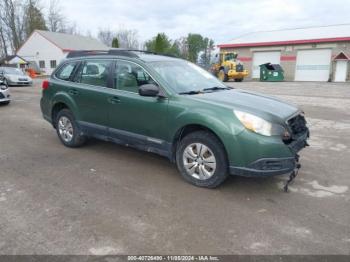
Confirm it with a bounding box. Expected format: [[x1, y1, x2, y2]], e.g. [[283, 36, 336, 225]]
[[109, 96, 121, 104], [69, 89, 78, 95]]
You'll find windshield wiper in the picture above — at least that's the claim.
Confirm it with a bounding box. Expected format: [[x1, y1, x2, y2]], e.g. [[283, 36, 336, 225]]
[[178, 90, 202, 95], [202, 86, 231, 92]]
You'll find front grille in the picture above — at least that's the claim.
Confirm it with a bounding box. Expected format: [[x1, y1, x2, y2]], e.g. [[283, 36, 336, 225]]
[[236, 64, 244, 72], [288, 114, 308, 136], [19, 78, 27, 81]]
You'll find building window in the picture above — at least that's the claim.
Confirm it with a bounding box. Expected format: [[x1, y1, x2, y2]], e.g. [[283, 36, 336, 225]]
[[39, 60, 45, 69], [50, 60, 57, 69]]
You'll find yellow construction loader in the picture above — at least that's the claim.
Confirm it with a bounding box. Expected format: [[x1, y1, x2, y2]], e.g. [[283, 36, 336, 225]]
[[211, 52, 249, 82]]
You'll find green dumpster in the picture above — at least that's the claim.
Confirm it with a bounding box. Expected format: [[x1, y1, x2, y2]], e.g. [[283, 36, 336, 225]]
[[259, 63, 284, 81]]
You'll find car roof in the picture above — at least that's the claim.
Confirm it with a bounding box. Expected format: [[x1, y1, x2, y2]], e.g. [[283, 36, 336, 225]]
[[65, 49, 181, 63]]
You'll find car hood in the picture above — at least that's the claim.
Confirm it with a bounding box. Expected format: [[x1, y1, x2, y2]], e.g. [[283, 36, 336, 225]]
[[190, 89, 299, 122]]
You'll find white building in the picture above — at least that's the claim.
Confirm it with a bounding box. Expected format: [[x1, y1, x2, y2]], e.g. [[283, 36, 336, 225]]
[[17, 30, 108, 75]]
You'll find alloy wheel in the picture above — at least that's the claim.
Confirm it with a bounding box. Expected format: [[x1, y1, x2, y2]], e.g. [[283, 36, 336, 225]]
[[183, 143, 216, 180], [58, 116, 74, 142]]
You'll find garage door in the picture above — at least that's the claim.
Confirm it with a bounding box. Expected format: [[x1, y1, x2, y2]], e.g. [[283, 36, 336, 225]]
[[252, 51, 281, 78], [295, 49, 332, 81]]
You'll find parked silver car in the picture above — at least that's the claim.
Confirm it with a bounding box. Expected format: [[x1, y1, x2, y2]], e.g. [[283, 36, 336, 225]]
[[0, 67, 33, 86], [0, 76, 10, 105]]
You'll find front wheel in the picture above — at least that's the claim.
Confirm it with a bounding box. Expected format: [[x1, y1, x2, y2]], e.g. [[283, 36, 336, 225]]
[[218, 69, 228, 82], [55, 109, 86, 147], [234, 78, 243, 82], [176, 131, 229, 188]]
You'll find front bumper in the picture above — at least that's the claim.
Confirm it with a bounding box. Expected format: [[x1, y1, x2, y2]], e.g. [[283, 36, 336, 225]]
[[0, 89, 11, 102], [229, 130, 309, 177], [229, 157, 296, 177], [7, 79, 32, 86]]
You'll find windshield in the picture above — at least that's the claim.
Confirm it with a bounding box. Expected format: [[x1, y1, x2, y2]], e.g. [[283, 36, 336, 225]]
[[2, 67, 24, 75], [150, 60, 226, 94]]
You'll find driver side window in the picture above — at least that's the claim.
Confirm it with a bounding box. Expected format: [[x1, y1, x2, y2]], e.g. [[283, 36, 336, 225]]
[[115, 60, 156, 93]]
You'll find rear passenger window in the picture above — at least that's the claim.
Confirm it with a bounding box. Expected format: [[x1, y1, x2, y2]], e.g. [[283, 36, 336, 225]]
[[56, 62, 78, 81], [76, 60, 111, 87]]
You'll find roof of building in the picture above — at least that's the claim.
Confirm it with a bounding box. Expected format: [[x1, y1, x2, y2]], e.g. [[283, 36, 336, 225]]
[[0, 55, 28, 64], [218, 24, 350, 48], [19, 30, 108, 52]]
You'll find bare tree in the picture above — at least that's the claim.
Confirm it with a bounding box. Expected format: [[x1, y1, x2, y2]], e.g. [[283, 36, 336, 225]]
[[97, 28, 114, 47], [0, 23, 9, 57], [115, 29, 139, 49], [47, 0, 65, 32], [0, 0, 25, 51]]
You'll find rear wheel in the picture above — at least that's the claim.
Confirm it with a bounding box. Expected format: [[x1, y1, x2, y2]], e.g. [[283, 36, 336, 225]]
[[234, 78, 243, 82], [218, 69, 228, 82], [176, 131, 229, 188], [55, 109, 86, 147]]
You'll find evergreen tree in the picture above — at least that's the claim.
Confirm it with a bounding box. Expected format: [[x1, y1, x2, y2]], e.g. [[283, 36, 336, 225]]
[[25, 0, 47, 37], [145, 33, 171, 54], [112, 37, 119, 48]]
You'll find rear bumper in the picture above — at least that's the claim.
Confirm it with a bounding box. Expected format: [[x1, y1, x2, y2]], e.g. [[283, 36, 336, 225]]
[[40, 97, 52, 124]]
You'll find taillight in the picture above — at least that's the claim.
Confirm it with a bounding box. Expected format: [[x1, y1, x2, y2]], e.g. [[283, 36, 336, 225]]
[[42, 80, 49, 90]]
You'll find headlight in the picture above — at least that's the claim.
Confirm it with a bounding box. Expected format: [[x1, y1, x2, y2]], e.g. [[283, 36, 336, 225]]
[[0, 85, 8, 90], [234, 110, 285, 136]]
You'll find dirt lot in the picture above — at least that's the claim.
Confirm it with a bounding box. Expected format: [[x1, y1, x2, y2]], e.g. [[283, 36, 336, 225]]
[[0, 80, 349, 255]]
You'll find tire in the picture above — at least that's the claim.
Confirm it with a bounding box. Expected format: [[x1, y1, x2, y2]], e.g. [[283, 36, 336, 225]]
[[55, 109, 86, 147], [218, 69, 228, 82], [176, 131, 229, 188], [234, 78, 243, 82], [1, 101, 10, 105]]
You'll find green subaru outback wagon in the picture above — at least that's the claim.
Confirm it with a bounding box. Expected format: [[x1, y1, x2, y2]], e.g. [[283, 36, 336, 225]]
[[40, 49, 309, 188]]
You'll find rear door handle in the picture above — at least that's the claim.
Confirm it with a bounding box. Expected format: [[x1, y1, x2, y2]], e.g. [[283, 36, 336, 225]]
[[69, 89, 78, 95], [109, 96, 121, 104]]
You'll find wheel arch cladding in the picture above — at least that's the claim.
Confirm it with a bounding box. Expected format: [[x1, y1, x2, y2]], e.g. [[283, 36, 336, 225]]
[[171, 124, 228, 163], [51, 92, 80, 126], [51, 102, 69, 127]]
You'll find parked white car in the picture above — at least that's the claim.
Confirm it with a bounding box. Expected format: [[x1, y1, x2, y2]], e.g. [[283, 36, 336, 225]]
[[0, 76, 10, 105], [0, 67, 33, 86]]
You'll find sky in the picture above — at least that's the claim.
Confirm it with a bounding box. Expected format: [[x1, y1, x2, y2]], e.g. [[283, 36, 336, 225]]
[[41, 0, 350, 45]]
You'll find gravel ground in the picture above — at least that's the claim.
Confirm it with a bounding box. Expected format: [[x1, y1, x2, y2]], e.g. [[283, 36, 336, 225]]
[[0, 79, 349, 255]]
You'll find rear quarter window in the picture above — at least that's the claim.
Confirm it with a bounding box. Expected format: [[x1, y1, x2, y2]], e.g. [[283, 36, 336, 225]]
[[55, 62, 79, 81]]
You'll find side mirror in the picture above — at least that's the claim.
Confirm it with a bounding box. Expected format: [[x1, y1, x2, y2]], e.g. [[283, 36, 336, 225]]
[[139, 84, 160, 97]]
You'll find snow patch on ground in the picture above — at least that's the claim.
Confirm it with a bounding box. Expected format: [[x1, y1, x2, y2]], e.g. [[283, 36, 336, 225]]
[[89, 246, 121, 255], [277, 180, 348, 198], [308, 180, 348, 194]]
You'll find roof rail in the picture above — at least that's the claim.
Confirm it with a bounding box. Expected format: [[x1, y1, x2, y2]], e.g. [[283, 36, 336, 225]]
[[126, 49, 178, 58], [66, 49, 178, 59], [66, 49, 139, 58]]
